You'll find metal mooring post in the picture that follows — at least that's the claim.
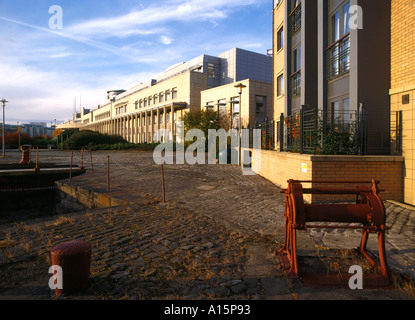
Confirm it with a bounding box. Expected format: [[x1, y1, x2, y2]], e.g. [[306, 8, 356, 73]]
[[80, 147, 84, 170], [107, 155, 110, 192], [161, 164, 166, 203], [34, 147, 39, 172], [89, 150, 94, 173], [69, 151, 73, 181]]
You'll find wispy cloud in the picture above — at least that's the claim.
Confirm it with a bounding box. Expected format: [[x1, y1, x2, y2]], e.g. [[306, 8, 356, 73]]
[[66, 0, 260, 39]]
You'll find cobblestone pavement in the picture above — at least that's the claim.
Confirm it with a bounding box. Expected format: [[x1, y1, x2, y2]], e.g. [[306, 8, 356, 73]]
[[0, 149, 415, 300]]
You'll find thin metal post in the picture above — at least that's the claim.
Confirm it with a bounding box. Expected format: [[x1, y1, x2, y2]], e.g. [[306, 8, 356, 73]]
[[2, 102, 5, 157], [80, 147, 84, 170], [107, 155, 110, 191], [90, 150, 94, 173], [300, 106, 304, 154], [280, 113, 284, 152], [161, 164, 166, 203], [69, 151, 73, 181], [34, 147, 39, 172]]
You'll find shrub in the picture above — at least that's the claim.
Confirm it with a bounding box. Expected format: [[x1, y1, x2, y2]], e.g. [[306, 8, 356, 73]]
[[64, 130, 127, 149]]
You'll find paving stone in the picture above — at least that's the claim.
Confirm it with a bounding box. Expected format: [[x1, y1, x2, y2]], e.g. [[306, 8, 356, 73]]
[[0, 150, 414, 300]]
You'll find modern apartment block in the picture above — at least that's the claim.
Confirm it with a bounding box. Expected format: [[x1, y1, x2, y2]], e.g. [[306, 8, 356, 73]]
[[390, 0, 415, 205], [273, 0, 391, 155], [59, 48, 272, 143]]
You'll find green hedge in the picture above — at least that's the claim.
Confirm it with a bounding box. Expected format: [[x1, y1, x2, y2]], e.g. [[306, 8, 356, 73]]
[[63, 130, 127, 149], [86, 142, 159, 151]]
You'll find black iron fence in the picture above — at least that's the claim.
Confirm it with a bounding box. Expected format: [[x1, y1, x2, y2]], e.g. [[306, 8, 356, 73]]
[[254, 106, 402, 156]]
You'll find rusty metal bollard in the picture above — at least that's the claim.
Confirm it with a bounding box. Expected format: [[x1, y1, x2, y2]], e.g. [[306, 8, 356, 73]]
[[278, 179, 391, 287], [50, 240, 92, 296], [19, 145, 32, 165]]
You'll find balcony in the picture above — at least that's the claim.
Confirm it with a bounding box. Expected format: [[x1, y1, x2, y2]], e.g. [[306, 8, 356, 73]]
[[327, 33, 350, 80], [289, 70, 301, 97], [289, 2, 301, 36]]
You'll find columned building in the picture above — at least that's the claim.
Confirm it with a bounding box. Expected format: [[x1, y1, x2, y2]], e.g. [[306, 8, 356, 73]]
[[59, 48, 273, 143]]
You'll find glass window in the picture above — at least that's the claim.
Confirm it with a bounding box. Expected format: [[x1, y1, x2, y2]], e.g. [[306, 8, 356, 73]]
[[159, 93, 164, 103], [293, 46, 301, 72], [256, 96, 265, 117], [207, 63, 215, 78], [343, 98, 350, 121], [277, 27, 283, 51], [343, 2, 350, 34], [332, 11, 340, 43], [232, 97, 240, 115], [277, 74, 284, 96], [172, 88, 178, 99], [331, 101, 340, 121]]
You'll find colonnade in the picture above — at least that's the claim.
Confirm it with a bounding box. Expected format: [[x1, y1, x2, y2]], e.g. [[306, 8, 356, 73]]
[[88, 104, 182, 143]]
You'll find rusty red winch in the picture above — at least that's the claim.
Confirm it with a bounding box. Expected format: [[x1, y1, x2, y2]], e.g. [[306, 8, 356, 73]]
[[278, 179, 391, 287]]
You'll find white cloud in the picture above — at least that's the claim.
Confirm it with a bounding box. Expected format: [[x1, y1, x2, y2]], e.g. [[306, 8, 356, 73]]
[[0, 61, 158, 123], [160, 35, 173, 45], [66, 0, 261, 39]]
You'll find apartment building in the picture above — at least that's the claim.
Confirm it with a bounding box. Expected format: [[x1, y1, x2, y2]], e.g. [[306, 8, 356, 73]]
[[273, 0, 391, 155], [59, 48, 273, 143], [201, 79, 273, 129], [390, 0, 415, 205]]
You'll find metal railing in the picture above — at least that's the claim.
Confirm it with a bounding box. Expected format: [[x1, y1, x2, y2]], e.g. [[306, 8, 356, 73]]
[[327, 33, 351, 80], [289, 2, 302, 36], [255, 106, 402, 156], [289, 70, 301, 97]]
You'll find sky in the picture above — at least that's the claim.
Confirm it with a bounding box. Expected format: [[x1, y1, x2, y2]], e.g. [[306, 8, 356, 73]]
[[0, 0, 272, 126]]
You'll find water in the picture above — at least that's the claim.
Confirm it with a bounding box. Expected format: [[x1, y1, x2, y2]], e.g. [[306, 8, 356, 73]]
[[0, 188, 87, 225]]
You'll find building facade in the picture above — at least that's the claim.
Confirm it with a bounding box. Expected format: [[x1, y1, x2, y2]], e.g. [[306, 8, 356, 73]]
[[390, 0, 415, 205], [201, 79, 273, 129], [273, 0, 391, 155], [59, 48, 273, 143]]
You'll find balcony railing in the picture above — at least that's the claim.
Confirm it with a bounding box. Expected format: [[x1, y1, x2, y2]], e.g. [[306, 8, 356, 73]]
[[289, 2, 301, 36], [289, 70, 301, 97], [327, 33, 350, 80]]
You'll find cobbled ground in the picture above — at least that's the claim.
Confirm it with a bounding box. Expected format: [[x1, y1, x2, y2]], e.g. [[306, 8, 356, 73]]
[[0, 149, 414, 301]]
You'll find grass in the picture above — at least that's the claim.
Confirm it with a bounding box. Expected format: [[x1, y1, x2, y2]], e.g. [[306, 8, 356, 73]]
[[0, 232, 15, 248]]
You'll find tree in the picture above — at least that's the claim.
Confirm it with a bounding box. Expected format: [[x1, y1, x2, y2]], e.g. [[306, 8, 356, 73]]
[[183, 109, 220, 138]]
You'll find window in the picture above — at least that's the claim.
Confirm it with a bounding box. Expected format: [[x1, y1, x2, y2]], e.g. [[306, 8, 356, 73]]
[[289, 0, 301, 36], [403, 94, 410, 105], [159, 93, 164, 103], [256, 96, 266, 117], [327, 2, 351, 80], [274, 0, 282, 8], [232, 97, 240, 116], [277, 27, 283, 51], [277, 74, 284, 97], [343, 98, 350, 122], [207, 63, 215, 78], [330, 101, 340, 123], [206, 102, 214, 111], [153, 94, 158, 104], [332, 11, 340, 43], [218, 99, 226, 116], [293, 45, 301, 72], [172, 88, 178, 99], [165, 90, 171, 101], [343, 2, 350, 34]]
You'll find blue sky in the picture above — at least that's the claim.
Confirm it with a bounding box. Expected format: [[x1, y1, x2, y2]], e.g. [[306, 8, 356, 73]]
[[0, 0, 272, 125]]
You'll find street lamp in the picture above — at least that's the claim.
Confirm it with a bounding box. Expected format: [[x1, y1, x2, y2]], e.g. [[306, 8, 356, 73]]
[[1, 99, 8, 157], [234, 84, 246, 166]]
